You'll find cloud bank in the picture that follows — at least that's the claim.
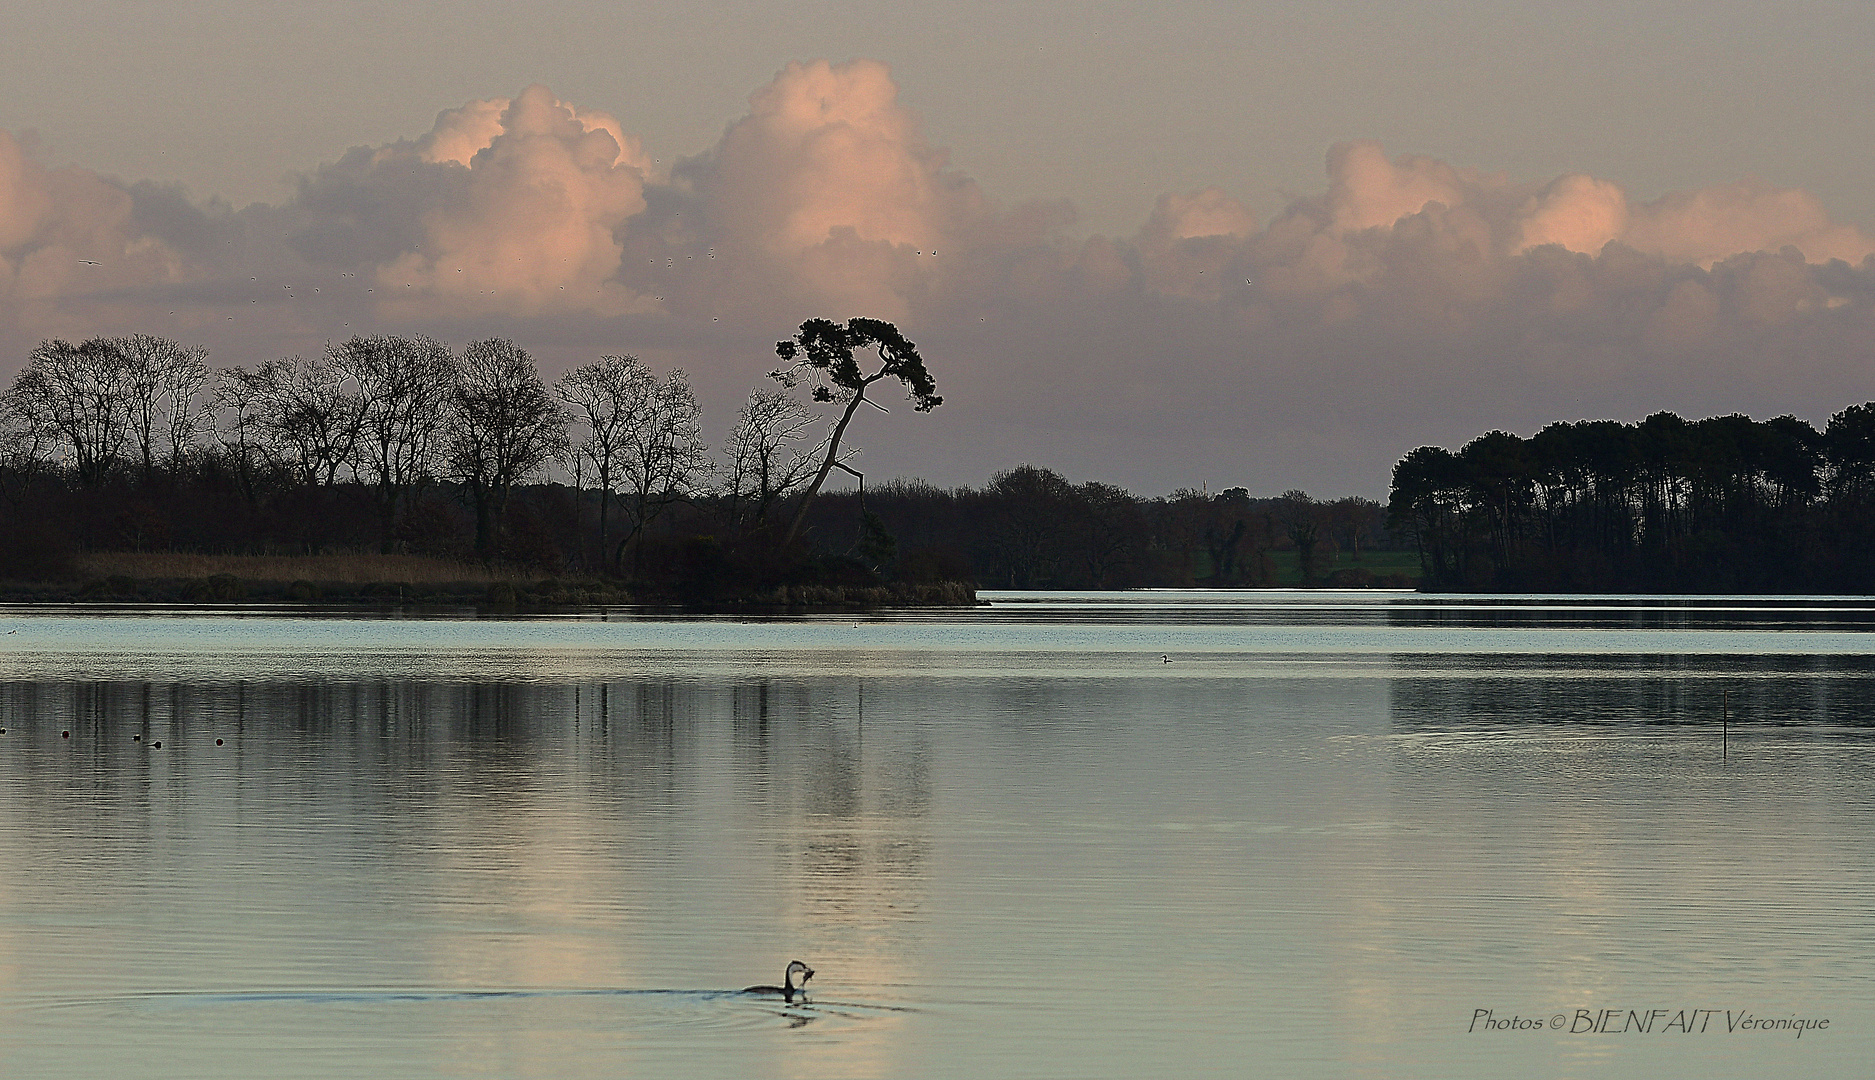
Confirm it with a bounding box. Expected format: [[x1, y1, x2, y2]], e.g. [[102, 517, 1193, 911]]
[[2, 59, 1872, 493]]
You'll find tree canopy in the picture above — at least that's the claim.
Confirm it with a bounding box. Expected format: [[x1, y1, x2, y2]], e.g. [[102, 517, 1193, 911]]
[[1389, 408, 1875, 592], [771, 317, 941, 546]]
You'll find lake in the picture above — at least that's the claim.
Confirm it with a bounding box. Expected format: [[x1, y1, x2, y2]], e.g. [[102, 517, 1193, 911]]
[[0, 591, 1870, 1078]]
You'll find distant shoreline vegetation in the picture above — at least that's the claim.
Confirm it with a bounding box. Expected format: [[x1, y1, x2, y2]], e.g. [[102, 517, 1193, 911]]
[[0, 327, 1405, 608], [1389, 406, 1875, 593]]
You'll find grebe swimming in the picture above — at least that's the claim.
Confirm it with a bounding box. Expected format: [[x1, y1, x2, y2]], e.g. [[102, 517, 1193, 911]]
[[744, 960, 814, 1003]]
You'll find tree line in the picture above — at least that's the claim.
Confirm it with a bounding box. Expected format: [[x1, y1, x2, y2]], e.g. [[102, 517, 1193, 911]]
[[802, 471, 1396, 590], [1388, 407, 1875, 593], [4, 332, 706, 564], [0, 324, 1396, 596]]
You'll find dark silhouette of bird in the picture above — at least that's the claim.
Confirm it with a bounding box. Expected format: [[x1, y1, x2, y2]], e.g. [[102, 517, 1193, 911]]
[[744, 960, 814, 1003]]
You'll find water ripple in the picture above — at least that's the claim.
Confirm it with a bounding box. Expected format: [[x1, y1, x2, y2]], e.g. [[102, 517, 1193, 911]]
[[12, 987, 918, 1035]]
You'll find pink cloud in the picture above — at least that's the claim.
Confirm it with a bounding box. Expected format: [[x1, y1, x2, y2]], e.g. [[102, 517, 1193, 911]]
[[302, 85, 656, 317], [1, 66, 1873, 493]]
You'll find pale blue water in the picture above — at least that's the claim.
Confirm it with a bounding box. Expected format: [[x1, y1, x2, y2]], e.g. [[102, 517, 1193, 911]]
[[0, 591, 1870, 1078]]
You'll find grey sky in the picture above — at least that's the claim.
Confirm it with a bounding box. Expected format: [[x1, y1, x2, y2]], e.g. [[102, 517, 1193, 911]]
[[6, 0, 1871, 236]]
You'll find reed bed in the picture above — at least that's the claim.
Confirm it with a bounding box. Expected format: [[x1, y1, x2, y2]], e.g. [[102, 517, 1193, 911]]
[[74, 551, 553, 585]]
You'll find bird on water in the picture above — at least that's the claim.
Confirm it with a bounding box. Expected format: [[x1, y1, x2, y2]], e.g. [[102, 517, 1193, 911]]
[[744, 960, 814, 1003]]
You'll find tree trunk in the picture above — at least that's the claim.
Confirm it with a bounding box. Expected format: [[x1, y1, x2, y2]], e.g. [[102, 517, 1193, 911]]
[[780, 382, 875, 548], [596, 472, 611, 575]]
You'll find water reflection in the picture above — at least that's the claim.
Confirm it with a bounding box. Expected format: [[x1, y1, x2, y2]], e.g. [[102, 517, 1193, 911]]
[[2, 602, 1874, 1078], [1388, 652, 1875, 729], [1383, 597, 1875, 632]]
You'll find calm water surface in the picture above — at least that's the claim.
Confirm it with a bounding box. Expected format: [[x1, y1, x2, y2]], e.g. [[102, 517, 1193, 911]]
[[0, 591, 1870, 1079]]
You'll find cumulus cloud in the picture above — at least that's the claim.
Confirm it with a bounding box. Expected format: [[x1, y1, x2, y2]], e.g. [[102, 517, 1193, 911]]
[[701, 58, 960, 254], [665, 58, 1009, 318], [2, 64, 1874, 493], [291, 85, 655, 317], [1517, 174, 1630, 254], [1623, 180, 1873, 266]]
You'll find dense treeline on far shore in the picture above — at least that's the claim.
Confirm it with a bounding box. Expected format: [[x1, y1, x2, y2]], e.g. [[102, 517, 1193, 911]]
[[0, 327, 1402, 606], [1389, 407, 1875, 593]]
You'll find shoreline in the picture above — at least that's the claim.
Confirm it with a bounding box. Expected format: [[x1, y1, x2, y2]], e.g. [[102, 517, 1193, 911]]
[[0, 574, 980, 612]]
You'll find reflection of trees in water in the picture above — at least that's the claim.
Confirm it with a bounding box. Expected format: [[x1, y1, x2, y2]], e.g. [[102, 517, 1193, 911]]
[[1384, 600, 1875, 633], [730, 678, 930, 819], [0, 680, 590, 832], [569, 680, 688, 812], [728, 677, 930, 944], [0, 675, 933, 926], [1388, 653, 1875, 728]]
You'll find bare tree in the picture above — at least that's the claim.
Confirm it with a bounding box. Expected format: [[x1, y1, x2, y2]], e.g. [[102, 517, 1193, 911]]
[[615, 367, 709, 572], [722, 386, 824, 532], [0, 392, 53, 513], [556, 355, 655, 568], [159, 351, 213, 474], [7, 338, 131, 485], [220, 354, 363, 488], [212, 366, 268, 503], [556, 355, 709, 572], [448, 339, 567, 560], [331, 334, 459, 552], [115, 335, 210, 480], [772, 317, 940, 547]]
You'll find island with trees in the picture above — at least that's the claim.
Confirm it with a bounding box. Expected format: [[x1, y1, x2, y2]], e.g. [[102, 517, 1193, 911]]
[[0, 318, 1404, 607]]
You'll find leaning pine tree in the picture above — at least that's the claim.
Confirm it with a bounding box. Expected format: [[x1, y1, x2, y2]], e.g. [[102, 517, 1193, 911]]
[[771, 317, 942, 548]]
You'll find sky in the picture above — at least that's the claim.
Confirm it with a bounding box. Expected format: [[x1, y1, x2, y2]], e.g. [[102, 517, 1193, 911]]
[[2, 0, 1873, 497]]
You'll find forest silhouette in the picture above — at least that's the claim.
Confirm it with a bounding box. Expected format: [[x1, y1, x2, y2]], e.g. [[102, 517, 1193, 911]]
[[0, 324, 1393, 604], [1389, 408, 1875, 593]]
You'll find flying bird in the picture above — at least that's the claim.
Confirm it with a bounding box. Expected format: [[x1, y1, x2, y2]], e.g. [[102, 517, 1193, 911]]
[[77, 259, 100, 266]]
